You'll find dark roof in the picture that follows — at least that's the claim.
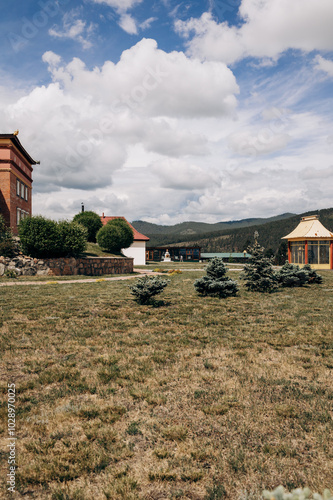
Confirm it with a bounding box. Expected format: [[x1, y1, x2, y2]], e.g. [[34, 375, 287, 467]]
[[101, 216, 150, 241], [0, 134, 37, 165]]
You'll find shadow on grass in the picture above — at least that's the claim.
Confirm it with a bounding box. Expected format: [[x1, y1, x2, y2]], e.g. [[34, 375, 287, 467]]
[[134, 299, 171, 307]]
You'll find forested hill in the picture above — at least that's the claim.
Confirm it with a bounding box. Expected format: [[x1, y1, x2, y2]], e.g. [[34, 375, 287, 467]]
[[132, 213, 294, 239], [132, 208, 333, 254]]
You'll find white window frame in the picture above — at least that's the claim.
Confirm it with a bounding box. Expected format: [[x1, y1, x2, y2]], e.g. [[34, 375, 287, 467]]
[[16, 208, 21, 225], [25, 186, 28, 201], [16, 179, 20, 196]]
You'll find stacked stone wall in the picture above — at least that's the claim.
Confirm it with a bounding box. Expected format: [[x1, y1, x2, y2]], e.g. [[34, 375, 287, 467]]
[[0, 256, 133, 277]]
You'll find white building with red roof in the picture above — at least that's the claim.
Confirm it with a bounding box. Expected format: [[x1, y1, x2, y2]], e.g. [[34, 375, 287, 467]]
[[101, 215, 149, 266]]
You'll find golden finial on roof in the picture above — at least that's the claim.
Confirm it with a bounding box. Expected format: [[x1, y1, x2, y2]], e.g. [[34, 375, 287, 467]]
[[13, 130, 19, 136]]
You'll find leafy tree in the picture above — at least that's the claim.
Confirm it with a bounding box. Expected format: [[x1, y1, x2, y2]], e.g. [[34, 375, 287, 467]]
[[96, 218, 134, 253], [0, 215, 15, 257], [19, 216, 87, 258], [19, 216, 63, 258], [73, 211, 102, 242], [58, 221, 87, 257], [129, 275, 170, 304], [241, 241, 278, 293], [194, 257, 239, 298]]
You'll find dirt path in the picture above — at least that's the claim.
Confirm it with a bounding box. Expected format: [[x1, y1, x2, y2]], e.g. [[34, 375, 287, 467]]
[[0, 269, 161, 287]]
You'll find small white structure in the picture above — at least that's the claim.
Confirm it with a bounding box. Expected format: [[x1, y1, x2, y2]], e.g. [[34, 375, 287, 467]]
[[100, 215, 149, 266], [162, 249, 171, 262]]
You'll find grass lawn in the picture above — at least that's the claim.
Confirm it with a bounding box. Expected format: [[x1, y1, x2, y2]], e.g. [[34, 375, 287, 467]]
[[82, 242, 125, 258], [0, 269, 332, 499]]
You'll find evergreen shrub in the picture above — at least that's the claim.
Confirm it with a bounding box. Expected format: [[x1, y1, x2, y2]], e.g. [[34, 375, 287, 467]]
[[241, 241, 278, 293], [276, 262, 322, 287], [303, 264, 323, 284], [72, 211, 102, 242], [194, 257, 238, 298], [97, 218, 134, 253], [0, 215, 15, 257], [129, 275, 170, 304]]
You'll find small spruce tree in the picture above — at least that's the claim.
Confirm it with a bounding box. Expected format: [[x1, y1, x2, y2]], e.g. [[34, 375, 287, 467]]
[[194, 257, 239, 298], [241, 239, 278, 293], [129, 275, 170, 305], [276, 262, 322, 287]]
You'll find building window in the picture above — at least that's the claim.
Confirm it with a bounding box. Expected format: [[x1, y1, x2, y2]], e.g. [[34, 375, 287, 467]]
[[16, 208, 21, 225], [16, 179, 20, 196], [25, 186, 28, 201], [308, 241, 330, 265], [290, 241, 305, 264], [21, 182, 25, 199]]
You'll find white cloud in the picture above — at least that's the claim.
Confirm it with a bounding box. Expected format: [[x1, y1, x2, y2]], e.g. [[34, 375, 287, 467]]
[[118, 13, 138, 35], [314, 55, 333, 78], [175, 0, 333, 63], [90, 0, 143, 11], [49, 11, 95, 49], [44, 38, 239, 118], [0, 39, 237, 201], [150, 158, 221, 190], [140, 17, 157, 30], [228, 130, 291, 157]]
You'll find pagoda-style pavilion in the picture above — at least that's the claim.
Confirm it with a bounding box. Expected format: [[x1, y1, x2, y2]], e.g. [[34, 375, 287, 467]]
[[282, 215, 333, 270]]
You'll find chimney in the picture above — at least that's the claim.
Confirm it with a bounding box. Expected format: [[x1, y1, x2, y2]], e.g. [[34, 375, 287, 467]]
[[81, 203, 84, 212], [102, 212, 104, 218]]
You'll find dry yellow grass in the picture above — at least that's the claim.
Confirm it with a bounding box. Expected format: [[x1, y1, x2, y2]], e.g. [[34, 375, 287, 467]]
[[0, 269, 332, 499]]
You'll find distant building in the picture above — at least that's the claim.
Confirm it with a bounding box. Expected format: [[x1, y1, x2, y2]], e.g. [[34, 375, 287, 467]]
[[201, 252, 251, 262], [101, 215, 149, 266], [282, 215, 333, 270], [0, 133, 37, 234], [146, 246, 201, 262]]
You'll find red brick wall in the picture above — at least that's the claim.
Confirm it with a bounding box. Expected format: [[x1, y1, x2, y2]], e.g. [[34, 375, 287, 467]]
[[0, 170, 11, 226], [0, 155, 32, 234]]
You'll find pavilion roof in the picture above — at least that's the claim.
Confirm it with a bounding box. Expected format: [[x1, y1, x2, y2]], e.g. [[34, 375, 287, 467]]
[[282, 215, 333, 240]]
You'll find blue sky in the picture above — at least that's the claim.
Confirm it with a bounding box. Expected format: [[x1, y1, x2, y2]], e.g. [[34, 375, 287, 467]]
[[1, 0, 333, 224]]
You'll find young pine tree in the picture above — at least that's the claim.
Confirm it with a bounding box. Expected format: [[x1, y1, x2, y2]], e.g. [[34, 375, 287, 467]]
[[241, 240, 278, 293], [194, 257, 239, 298]]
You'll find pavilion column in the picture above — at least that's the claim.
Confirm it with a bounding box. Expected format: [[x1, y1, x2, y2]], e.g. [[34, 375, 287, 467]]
[[288, 241, 291, 263], [330, 241, 333, 270], [305, 240, 308, 264]]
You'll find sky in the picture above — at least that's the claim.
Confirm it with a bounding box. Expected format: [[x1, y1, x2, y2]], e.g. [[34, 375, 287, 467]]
[[0, 0, 333, 225]]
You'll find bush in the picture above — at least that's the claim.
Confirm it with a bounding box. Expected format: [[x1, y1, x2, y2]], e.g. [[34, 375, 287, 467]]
[[241, 241, 278, 293], [262, 485, 332, 499], [97, 218, 134, 253], [58, 221, 87, 257], [0, 215, 15, 257], [19, 216, 87, 258], [303, 264, 323, 284], [72, 211, 102, 242], [276, 261, 310, 287], [19, 216, 63, 258], [194, 257, 239, 298], [276, 262, 322, 287], [129, 275, 170, 304]]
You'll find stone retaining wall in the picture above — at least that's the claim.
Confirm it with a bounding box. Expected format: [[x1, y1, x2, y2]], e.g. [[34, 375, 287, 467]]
[[0, 255, 133, 277], [45, 257, 133, 276]]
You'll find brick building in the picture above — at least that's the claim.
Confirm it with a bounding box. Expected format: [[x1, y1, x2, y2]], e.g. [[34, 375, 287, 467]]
[[0, 133, 37, 234]]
